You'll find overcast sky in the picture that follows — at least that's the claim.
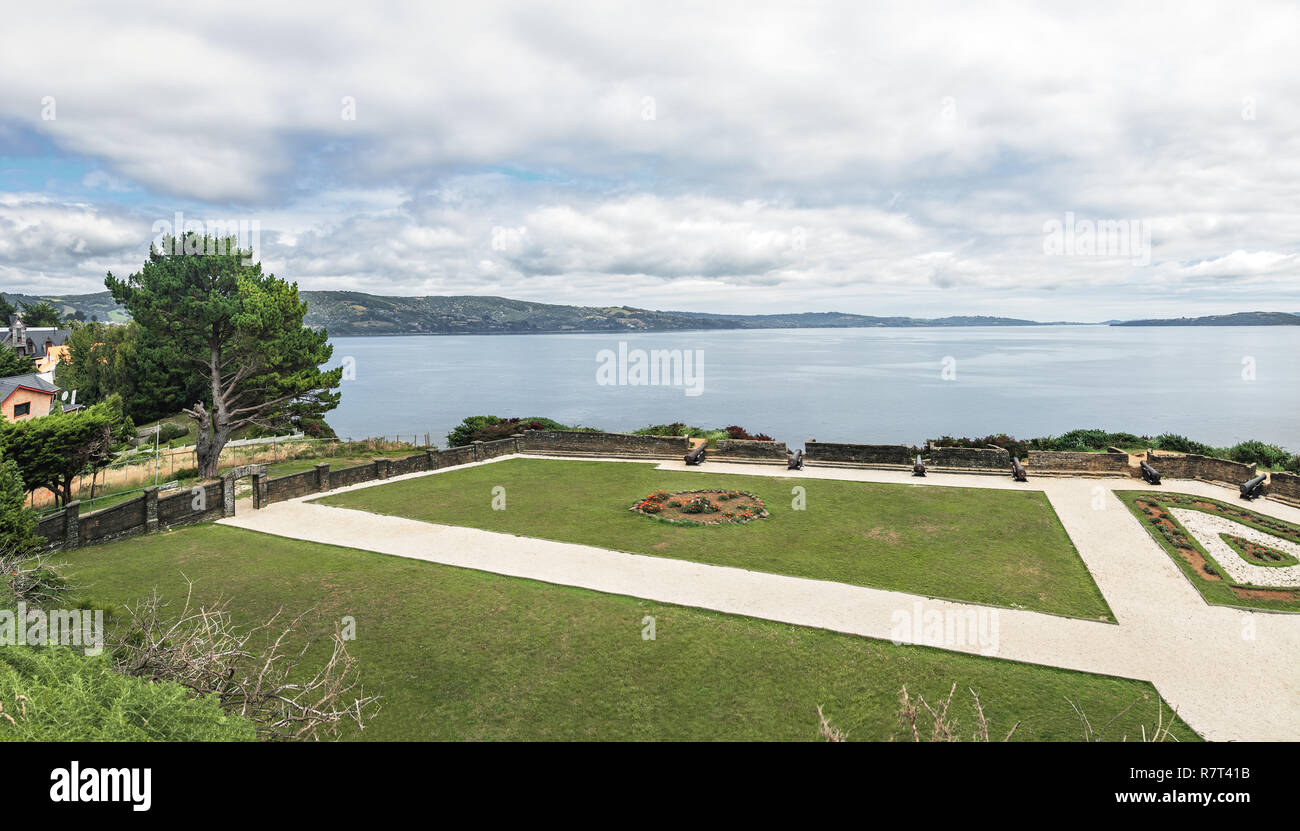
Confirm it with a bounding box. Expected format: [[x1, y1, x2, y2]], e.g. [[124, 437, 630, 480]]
[[1, 1, 1298, 320]]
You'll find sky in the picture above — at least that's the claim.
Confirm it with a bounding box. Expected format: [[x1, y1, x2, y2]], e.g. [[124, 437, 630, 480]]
[[1, 1, 1298, 321]]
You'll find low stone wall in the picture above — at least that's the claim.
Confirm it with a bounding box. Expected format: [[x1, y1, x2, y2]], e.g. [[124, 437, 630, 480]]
[[38, 478, 229, 552], [804, 441, 911, 466], [476, 437, 520, 460], [928, 445, 1010, 471], [712, 439, 788, 462], [264, 469, 319, 504], [1268, 471, 1300, 507], [519, 429, 689, 458], [40, 442, 503, 552], [1027, 450, 1133, 477], [439, 446, 477, 467], [1146, 451, 1255, 488], [78, 497, 147, 546]]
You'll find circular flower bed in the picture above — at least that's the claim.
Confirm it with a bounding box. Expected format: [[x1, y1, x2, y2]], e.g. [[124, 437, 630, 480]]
[[630, 489, 768, 525]]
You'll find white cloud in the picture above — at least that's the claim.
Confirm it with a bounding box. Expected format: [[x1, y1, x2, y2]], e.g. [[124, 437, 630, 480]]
[[0, 0, 1296, 317]]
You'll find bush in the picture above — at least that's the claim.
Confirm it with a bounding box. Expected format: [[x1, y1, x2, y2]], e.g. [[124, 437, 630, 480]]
[[155, 422, 190, 443], [1153, 433, 1219, 456], [723, 426, 775, 441], [1227, 440, 1293, 470], [446, 415, 594, 447], [0, 646, 256, 741]]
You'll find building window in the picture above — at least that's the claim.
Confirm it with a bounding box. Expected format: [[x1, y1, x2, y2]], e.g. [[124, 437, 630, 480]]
[[12, 403, 30, 417]]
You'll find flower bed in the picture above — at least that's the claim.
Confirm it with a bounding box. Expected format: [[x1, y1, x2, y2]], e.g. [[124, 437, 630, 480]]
[[630, 488, 768, 525], [1219, 533, 1300, 568]]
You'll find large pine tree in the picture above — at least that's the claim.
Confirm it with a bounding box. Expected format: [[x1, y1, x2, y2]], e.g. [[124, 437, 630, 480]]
[[107, 234, 341, 478]]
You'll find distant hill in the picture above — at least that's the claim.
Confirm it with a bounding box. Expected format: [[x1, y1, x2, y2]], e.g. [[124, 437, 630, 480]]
[[1112, 311, 1300, 326], [1, 290, 127, 323], [295, 291, 1087, 335], [0, 287, 1108, 334]]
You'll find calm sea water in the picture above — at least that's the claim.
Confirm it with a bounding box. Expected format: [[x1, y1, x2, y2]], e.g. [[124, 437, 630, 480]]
[[323, 326, 1300, 452]]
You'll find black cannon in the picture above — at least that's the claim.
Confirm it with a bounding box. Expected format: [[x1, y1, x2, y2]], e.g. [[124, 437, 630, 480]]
[[912, 455, 927, 477], [1011, 457, 1028, 482], [1240, 473, 1266, 500], [787, 449, 804, 470], [684, 443, 707, 466], [1140, 460, 1161, 485]]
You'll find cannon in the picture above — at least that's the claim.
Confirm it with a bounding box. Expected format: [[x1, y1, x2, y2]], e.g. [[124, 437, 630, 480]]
[[787, 449, 804, 470], [684, 443, 707, 466], [1011, 456, 1028, 482], [1140, 460, 1161, 485], [912, 455, 927, 477], [1240, 473, 1266, 500]]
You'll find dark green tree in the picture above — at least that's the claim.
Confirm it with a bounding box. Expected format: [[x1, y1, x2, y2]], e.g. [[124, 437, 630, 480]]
[[0, 295, 17, 322], [0, 447, 41, 554], [0, 403, 117, 506], [19, 301, 61, 327], [0, 346, 37, 377], [107, 234, 341, 478]]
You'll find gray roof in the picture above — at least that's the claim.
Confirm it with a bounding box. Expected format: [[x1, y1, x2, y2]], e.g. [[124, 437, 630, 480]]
[[0, 373, 59, 404], [0, 327, 70, 359]]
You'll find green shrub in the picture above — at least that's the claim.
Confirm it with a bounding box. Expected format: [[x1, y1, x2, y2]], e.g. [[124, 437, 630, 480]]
[[1227, 440, 1293, 470], [446, 415, 595, 447], [0, 646, 256, 742], [1154, 433, 1219, 456]]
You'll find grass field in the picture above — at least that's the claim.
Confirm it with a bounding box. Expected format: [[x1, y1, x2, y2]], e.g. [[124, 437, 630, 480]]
[[55, 524, 1193, 741], [316, 458, 1113, 620], [1116, 490, 1300, 612]]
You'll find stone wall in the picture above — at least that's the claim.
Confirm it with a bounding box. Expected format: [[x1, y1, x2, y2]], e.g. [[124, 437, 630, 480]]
[[1027, 450, 1133, 476], [1268, 471, 1300, 507], [804, 441, 911, 466], [519, 429, 689, 458], [37, 441, 507, 552], [263, 469, 319, 505], [1145, 451, 1255, 487], [712, 439, 788, 461], [78, 497, 147, 546], [36, 479, 228, 552], [928, 445, 1010, 471]]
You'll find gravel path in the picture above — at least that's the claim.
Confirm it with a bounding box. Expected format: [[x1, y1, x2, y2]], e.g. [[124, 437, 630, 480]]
[[219, 454, 1300, 741]]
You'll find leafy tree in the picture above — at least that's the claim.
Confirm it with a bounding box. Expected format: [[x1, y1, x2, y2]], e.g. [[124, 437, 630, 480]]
[[19, 301, 61, 327], [107, 234, 341, 478], [0, 447, 40, 554], [0, 296, 16, 322], [0, 346, 37, 377], [0, 402, 118, 506], [59, 321, 202, 423]]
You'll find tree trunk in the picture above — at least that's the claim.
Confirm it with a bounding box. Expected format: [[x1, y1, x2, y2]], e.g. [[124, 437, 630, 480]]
[[192, 403, 229, 479]]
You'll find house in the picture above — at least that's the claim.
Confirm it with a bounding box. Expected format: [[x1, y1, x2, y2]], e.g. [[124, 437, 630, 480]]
[[0, 373, 60, 421], [0, 314, 71, 362]]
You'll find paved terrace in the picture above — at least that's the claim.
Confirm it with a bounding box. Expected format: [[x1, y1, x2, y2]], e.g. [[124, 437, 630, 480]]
[[220, 453, 1300, 741]]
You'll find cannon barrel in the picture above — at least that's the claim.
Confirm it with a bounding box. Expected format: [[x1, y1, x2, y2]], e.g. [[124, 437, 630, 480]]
[[1240, 473, 1266, 500], [1140, 460, 1161, 485], [787, 449, 804, 470], [1011, 456, 1028, 482], [684, 443, 707, 466], [912, 455, 927, 477]]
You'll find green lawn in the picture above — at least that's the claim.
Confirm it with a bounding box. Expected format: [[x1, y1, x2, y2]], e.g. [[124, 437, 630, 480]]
[[55, 524, 1193, 741], [1116, 490, 1300, 612], [316, 458, 1113, 620]]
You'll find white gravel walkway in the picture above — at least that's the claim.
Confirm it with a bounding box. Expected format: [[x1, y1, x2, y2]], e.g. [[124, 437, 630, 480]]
[[1170, 507, 1300, 587], [219, 453, 1300, 741]]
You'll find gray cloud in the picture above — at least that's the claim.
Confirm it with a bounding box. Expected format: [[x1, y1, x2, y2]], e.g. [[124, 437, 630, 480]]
[[0, 1, 1297, 319]]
